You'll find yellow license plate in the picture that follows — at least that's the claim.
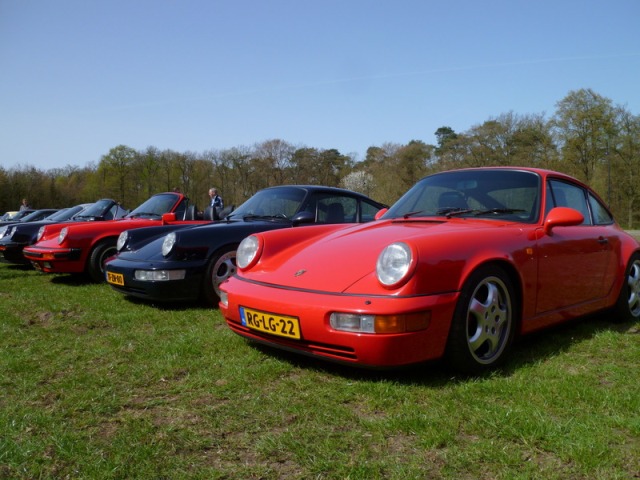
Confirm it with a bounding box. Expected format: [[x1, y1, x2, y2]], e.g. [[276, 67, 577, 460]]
[[106, 271, 125, 286], [240, 307, 301, 340]]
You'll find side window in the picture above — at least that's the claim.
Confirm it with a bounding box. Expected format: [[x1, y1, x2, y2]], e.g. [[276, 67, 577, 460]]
[[360, 201, 382, 222], [103, 205, 115, 220], [588, 193, 614, 225], [316, 196, 356, 223], [548, 180, 592, 225], [173, 199, 187, 218]]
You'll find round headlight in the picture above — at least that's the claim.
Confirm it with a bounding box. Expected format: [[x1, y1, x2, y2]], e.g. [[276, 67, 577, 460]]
[[376, 242, 413, 288], [37, 226, 46, 241], [237, 235, 261, 270], [58, 227, 68, 245], [161, 232, 177, 257], [117, 231, 129, 252]]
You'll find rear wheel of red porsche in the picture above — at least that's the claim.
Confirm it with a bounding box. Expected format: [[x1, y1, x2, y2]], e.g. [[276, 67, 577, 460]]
[[446, 265, 517, 374], [87, 239, 117, 283], [613, 253, 640, 322]]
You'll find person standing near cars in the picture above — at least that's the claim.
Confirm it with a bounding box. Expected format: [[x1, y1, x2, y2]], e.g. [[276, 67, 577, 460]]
[[19, 198, 31, 211], [209, 188, 224, 209]]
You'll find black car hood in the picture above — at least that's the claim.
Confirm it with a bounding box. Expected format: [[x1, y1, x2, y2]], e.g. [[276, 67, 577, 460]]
[[117, 218, 293, 263]]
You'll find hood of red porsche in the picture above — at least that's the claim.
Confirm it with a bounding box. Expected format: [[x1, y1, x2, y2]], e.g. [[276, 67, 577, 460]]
[[244, 218, 519, 295]]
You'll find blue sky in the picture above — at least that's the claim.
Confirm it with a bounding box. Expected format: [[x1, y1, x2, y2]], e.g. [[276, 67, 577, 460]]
[[1, 0, 639, 171]]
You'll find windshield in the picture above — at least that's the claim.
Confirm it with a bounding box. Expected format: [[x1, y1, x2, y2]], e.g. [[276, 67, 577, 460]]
[[126, 193, 181, 218], [9, 210, 33, 221], [382, 169, 541, 223], [75, 199, 127, 220], [230, 187, 307, 219], [44, 208, 74, 221], [20, 210, 52, 221]]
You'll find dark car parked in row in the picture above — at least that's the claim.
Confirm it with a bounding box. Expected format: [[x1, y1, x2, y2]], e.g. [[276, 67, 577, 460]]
[[0, 209, 58, 228], [0, 199, 127, 265], [105, 185, 387, 305]]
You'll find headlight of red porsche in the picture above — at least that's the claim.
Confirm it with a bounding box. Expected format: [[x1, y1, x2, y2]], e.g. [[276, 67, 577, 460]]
[[57, 227, 68, 245], [237, 235, 262, 270], [37, 226, 46, 241], [376, 242, 415, 288]]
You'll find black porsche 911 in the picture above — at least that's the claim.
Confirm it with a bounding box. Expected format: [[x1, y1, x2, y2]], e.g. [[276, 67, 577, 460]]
[[104, 185, 387, 305]]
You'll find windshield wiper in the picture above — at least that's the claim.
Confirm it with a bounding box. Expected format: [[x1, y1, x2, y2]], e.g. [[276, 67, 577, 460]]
[[129, 212, 161, 218], [402, 210, 424, 219], [437, 208, 475, 218], [243, 214, 289, 221], [473, 208, 526, 216]]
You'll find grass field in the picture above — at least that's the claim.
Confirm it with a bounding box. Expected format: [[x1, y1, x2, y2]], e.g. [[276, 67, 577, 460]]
[[1, 262, 639, 479]]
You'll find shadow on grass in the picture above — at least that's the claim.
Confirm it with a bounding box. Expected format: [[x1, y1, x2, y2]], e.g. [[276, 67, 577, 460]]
[[49, 273, 94, 287], [243, 312, 639, 386], [0, 263, 33, 276], [122, 294, 215, 312]]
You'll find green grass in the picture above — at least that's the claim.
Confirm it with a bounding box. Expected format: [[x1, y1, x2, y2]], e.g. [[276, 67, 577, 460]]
[[1, 263, 639, 479]]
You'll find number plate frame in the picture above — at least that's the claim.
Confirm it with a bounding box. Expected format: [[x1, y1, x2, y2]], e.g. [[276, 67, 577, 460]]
[[240, 306, 301, 340], [106, 271, 125, 286]]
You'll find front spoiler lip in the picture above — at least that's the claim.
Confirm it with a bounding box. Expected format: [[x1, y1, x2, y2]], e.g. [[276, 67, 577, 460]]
[[23, 247, 82, 261]]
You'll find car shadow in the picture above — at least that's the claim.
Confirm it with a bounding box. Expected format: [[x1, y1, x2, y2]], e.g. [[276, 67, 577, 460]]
[[0, 263, 32, 273], [122, 295, 214, 311], [244, 312, 639, 386], [49, 274, 94, 287]]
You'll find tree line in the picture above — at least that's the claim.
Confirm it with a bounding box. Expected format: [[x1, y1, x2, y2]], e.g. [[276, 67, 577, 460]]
[[2, 88, 639, 227]]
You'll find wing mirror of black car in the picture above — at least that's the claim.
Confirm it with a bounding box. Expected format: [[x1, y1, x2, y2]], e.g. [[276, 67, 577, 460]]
[[291, 211, 315, 226], [544, 207, 584, 235]]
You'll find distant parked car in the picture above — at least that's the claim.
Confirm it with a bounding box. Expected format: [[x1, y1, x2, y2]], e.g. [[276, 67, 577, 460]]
[[0, 211, 18, 221], [0, 209, 38, 226], [220, 167, 640, 374], [23, 192, 209, 282], [105, 185, 387, 305], [0, 200, 128, 265]]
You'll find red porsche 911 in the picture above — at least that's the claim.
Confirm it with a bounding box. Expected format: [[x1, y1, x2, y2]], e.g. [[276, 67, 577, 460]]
[[220, 167, 640, 374]]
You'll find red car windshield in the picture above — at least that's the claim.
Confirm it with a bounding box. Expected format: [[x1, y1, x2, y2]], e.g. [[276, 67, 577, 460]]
[[382, 169, 541, 223], [126, 193, 182, 219]]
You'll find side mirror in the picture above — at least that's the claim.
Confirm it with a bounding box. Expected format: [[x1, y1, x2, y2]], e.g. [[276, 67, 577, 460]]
[[374, 208, 388, 220], [544, 207, 584, 235], [291, 211, 315, 226], [162, 213, 177, 224]]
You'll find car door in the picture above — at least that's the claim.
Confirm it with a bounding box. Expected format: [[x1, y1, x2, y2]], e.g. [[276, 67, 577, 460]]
[[535, 179, 613, 314]]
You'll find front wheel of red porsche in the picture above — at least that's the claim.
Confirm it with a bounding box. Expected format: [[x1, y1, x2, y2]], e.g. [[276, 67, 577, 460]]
[[446, 265, 517, 375]]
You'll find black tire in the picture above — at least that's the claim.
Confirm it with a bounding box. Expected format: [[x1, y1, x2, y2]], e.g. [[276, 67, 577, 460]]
[[203, 246, 237, 305], [87, 239, 117, 283], [612, 253, 640, 322], [446, 265, 517, 374]]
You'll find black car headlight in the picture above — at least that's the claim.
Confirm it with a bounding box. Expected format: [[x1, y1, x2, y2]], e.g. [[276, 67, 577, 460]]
[[161, 232, 177, 257], [117, 231, 129, 252]]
